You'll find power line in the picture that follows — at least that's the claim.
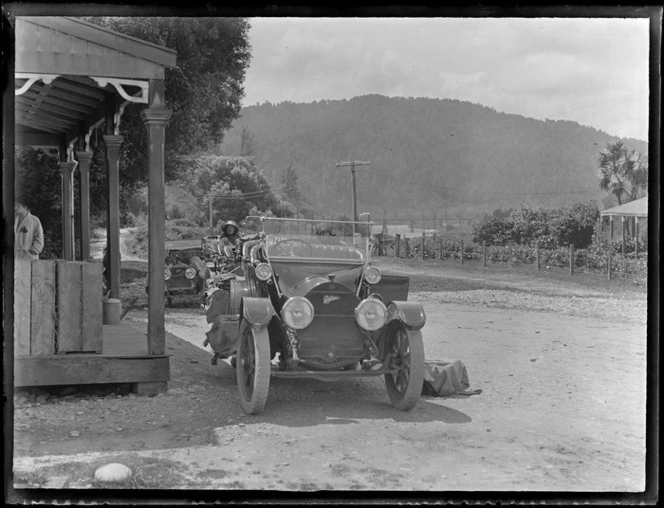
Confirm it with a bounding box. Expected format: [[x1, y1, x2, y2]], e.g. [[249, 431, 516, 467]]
[[208, 189, 271, 199], [362, 167, 597, 196]]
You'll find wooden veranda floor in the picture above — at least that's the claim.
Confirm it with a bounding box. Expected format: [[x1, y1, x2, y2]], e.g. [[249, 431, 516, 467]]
[[14, 321, 170, 387]]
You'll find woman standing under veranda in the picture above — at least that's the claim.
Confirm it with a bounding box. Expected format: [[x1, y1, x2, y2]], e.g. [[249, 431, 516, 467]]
[[14, 197, 44, 260]]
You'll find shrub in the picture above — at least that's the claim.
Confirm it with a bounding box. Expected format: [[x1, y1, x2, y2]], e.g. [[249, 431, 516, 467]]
[[472, 201, 600, 249], [472, 217, 515, 246], [169, 205, 185, 220], [549, 201, 599, 249], [121, 211, 136, 228], [172, 218, 200, 229]]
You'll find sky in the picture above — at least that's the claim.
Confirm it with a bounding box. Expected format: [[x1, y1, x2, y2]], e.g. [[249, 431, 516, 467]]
[[243, 17, 651, 141]]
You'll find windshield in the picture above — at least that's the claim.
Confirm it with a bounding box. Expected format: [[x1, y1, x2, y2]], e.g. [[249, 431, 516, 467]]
[[246, 216, 373, 263]]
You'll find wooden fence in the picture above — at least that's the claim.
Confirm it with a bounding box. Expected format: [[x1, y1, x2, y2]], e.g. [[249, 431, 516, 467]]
[[372, 234, 647, 281], [14, 260, 104, 357]]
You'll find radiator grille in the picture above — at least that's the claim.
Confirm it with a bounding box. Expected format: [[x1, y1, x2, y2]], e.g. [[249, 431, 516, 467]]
[[297, 282, 365, 366]]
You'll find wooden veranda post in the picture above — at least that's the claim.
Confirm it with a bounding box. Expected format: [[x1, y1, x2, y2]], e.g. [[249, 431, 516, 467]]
[[59, 161, 77, 261], [395, 234, 401, 258], [635, 220, 639, 257], [609, 216, 614, 240], [77, 151, 93, 260], [141, 80, 171, 357], [104, 134, 123, 299]]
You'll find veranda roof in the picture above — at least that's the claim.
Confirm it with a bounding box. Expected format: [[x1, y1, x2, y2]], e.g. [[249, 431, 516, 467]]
[[15, 16, 176, 147], [600, 196, 648, 218]]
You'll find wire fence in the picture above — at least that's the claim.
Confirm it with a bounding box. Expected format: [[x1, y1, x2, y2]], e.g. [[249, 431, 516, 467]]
[[371, 232, 647, 282]]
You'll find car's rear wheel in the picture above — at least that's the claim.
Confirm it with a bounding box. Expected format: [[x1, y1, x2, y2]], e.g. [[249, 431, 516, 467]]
[[384, 323, 425, 411], [236, 320, 271, 415]]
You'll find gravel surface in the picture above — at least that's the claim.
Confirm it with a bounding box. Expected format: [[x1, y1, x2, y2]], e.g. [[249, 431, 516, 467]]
[[12, 257, 649, 493], [410, 289, 647, 325]]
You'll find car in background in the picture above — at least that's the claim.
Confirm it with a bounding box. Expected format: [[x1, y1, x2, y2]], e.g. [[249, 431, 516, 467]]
[[162, 239, 210, 307]]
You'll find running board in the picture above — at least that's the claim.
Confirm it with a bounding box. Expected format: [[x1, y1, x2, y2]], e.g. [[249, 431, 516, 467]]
[[270, 369, 397, 381]]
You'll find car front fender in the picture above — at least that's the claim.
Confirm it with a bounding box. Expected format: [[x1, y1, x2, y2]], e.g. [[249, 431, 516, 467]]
[[385, 301, 426, 331], [241, 297, 275, 329]]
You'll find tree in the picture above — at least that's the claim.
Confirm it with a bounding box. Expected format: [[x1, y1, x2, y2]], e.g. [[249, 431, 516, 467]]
[[175, 155, 292, 225], [81, 17, 252, 214], [240, 126, 257, 157], [281, 166, 301, 205], [15, 147, 64, 258], [597, 141, 648, 205], [549, 201, 600, 249], [472, 216, 515, 246]]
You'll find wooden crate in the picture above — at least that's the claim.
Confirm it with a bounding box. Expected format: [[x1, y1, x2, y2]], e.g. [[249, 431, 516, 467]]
[[56, 261, 83, 352], [81, 261, 103, 352], [30, 260, 56, 355], [56, 260, 103, 354], [14, 259, 32, 356], [14, 260, 104, 357]]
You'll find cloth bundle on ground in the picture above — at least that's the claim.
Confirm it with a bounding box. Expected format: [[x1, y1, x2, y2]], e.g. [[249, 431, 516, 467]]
[[203, 287, 240, 359], [421, 360, 482, 397]]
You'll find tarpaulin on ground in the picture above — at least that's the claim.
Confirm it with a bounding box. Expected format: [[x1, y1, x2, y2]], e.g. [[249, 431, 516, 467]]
[[203, 287, 239, 359], [421, 360, 482, 397]]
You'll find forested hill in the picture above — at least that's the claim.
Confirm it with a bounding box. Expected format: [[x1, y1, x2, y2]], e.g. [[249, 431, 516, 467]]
[[220, 94, 647, 215]]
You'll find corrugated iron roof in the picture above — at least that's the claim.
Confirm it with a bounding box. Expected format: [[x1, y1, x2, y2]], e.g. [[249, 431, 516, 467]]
[[600, 196, 648, 217]]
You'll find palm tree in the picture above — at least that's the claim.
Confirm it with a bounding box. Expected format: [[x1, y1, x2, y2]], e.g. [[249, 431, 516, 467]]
[[597, 141, 648, 205]]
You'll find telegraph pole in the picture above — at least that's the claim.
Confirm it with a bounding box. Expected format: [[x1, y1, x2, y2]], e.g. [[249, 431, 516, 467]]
[[209, 195, 214, 232], [334, 160, 370, 226]]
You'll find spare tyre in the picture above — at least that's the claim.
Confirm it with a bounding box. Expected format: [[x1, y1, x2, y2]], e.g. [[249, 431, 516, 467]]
[[189, 256, 205, 275], [189, 256, 210, 292]]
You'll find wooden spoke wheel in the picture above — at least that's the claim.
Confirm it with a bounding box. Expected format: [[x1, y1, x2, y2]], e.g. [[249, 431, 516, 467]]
[[236, 320, 271, 415], [384, 323, 425, 411]]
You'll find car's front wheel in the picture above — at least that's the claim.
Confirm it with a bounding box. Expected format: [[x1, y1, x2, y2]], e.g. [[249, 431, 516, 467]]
[[384, 323, 425, 411], [236, 320, 271, 415]]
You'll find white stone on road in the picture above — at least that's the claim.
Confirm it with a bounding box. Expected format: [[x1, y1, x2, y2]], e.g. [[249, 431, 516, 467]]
[[94, 463, 132, 483]]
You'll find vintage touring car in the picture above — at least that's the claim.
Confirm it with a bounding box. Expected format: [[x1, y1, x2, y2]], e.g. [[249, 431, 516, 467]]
[[204, 217, 426, 414], [161, 239, 210, 307]]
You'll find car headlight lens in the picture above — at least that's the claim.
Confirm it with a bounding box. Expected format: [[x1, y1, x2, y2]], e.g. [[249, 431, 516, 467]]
[[185, 267, 196, 279], [364, 266, 382, 285], [164, 268, 172, 281], [281, 297, 314, 330], [255, 263, 273, 281], [355, 298, 387, 331]]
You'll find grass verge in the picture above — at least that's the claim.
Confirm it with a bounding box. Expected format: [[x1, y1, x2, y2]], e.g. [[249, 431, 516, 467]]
[[14, 455, 194, 489]]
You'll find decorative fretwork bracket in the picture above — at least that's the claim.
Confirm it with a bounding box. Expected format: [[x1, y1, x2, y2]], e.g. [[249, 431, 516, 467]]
[[15, 73, 61, 95], [85, 118, 105, 151], [90, 77, 149, 104], [67, 141, 75, 162], [113, 102, 129, 136]]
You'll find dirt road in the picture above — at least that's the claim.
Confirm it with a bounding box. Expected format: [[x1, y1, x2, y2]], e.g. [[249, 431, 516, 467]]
[[12, 260, 648, 492], [90, 227, 145, 262]]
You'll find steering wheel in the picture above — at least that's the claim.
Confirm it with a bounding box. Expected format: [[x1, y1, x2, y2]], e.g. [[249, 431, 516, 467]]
[[273, 238, 313, 257]]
